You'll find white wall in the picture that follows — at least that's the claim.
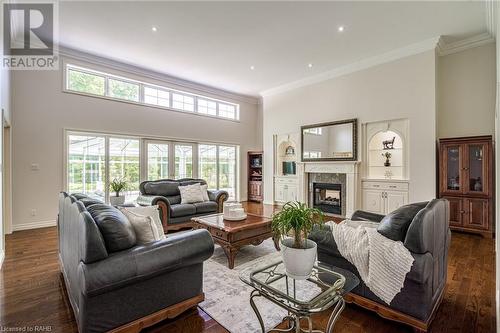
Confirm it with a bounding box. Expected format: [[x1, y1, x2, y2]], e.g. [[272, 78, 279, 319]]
[[11, 54, 261, 230], [0, 16, 9, 268], [437, 43, 496, 138], [262, 50, 437, 204]]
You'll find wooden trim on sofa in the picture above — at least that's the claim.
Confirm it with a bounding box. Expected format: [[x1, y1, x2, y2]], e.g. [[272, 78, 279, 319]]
[[108, 293, 204, 333], [167, 221, 194, 231], [344, 286, 445, 333]]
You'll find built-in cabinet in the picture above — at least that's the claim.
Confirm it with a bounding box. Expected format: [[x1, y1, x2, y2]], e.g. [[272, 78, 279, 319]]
[[273, 133, 299, 204], [438, 136, 493, 237], [362, 180, 409, 214], [361, 119, 409, 214]]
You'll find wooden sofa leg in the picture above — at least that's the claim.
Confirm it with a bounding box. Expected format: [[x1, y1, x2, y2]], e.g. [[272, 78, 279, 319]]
[[156, 201, 169, 234]]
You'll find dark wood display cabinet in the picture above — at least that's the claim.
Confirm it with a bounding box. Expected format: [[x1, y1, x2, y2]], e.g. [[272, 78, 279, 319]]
[[438, 136, 494, 237]]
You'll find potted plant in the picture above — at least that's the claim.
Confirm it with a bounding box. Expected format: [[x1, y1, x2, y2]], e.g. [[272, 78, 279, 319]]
[[109, 178, 127, 205], [271, 202, 324, 280], [381, 152, 392, 167]]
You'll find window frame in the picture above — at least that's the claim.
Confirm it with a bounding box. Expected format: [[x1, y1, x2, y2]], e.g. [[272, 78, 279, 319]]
[[64, 64, 240, 121]]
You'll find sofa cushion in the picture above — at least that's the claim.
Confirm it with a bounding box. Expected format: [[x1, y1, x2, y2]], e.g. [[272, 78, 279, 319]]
[[193, 201, 218, 214], [119, 205, 165, 237], [79, 198, 104, 207], [87, 204, 137, 252], [377, 202, 428, 242], [170, 204, 196, 217], [166, 195, 181, 205], [123, 211, 163, 244], [143, 180, 180, 196]]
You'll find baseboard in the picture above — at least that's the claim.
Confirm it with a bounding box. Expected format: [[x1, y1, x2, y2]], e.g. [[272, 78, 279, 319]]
[[12, 220, 57, 231], [0, 250, 5, 269]]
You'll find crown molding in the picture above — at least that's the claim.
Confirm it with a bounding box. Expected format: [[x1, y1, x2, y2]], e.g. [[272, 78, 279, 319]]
[[58, 46, 260, 105], [436, 33, 495, 56], [260, 36, 440, 97]]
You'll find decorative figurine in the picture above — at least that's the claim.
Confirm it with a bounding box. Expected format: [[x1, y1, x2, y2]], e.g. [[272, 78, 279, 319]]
[[382, 136, 395, 150], [381, 152, 392, 167]]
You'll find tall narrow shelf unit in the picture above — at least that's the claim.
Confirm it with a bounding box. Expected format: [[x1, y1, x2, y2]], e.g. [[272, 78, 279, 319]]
[[248, 151, 263, 202]]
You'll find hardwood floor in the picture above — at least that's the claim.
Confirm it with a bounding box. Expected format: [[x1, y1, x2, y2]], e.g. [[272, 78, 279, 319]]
[[0, 203, 496, 332]]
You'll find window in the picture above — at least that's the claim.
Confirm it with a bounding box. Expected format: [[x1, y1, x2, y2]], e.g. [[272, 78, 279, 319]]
[[65, 64, 239, 120], [108, 78, 140, 102], [66, 131, 239, 202], [67, 68, 105, 96], [109, 138, 140, 203], [67, 135, 106, 200], [147, 143, 169, 180], [218, 103, 236, 119], [172, 93, 195, 112], [218, 146, 236, 199], [197, 99, 217, 116], [144, 86, 170, 107], [174, 144, 193, 178], [199, 145, 217, 189]]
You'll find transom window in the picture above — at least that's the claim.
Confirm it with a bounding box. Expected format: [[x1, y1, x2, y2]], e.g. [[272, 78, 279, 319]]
[[65, 64, 240, 120]]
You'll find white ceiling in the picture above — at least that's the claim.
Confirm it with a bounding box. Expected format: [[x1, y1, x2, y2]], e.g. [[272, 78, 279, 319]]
[[58, 1, 488, 97]]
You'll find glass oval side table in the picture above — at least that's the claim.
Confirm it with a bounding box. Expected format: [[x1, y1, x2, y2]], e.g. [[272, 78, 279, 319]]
[[240, 260, 359, 333]]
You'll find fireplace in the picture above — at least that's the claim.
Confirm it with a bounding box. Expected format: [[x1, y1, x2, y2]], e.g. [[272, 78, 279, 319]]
[[312, 182, 342, 215]]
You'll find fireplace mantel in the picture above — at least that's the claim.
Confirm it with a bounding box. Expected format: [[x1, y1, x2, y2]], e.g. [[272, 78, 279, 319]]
[[297, 161, 360, 218]]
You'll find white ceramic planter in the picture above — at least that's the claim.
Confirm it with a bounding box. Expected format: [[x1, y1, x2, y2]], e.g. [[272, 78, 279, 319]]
[[280, 238, 317, 280], [109, 195, 125, 206]]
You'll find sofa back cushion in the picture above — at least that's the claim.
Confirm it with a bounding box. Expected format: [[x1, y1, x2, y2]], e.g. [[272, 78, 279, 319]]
[[141, 180, 180, 196], [377, 201, 428, 241], [87, 204, 137, 252]]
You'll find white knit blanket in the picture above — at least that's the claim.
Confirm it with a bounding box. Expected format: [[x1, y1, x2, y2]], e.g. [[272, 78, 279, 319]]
[[327, 220, 414, 304]]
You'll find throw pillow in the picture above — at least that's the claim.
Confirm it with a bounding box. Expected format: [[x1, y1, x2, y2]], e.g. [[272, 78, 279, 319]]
[[200, 184, 210, 202], [376, 202, 428, 241], [179, 183, 204, 204], [119, 205, 165, 238], [86, 204, 137, 252], [121, 210, 162, 244]]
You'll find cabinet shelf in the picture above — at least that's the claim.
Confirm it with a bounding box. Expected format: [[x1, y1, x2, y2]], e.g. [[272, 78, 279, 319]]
[[248, 151, 263, 202]]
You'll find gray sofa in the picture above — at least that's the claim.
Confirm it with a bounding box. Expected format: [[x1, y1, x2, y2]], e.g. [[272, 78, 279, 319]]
[[309, 199, 450, 332], [58, 192, 214, 333], [136, 178, 228, 231]]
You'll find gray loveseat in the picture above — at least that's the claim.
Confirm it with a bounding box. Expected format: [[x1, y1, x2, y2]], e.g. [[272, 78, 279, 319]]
[[136, 178, 228, 231], [58, 192, 214, 333], [309, 199, 450, 332]]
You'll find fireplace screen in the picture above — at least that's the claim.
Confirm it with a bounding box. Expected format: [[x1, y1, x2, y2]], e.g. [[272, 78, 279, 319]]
[[313, 182, 342, 215]]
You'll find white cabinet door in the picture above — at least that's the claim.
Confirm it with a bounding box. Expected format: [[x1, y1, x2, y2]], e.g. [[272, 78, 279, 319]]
[[385, 191, 407, 213], [287, 185, 298, 202], [275, 183, 285, 202], [362, 189, 384, 214]]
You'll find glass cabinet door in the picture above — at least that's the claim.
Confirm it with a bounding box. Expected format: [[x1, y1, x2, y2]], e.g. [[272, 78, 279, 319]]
[[465, 143, 488, 195], [442, 144, 462, 194]]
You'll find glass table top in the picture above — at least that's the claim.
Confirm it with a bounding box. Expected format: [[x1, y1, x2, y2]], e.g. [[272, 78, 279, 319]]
[[240, 260, 359, 312]]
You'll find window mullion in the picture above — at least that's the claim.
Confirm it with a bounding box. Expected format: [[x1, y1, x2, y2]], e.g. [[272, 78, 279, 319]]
[[104, 136, 110, 203]]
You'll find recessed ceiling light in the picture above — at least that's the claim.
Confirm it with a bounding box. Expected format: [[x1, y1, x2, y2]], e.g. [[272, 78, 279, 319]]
[[338, 26, 345, 32], [308, 63, 313, 68], [152, 26, 158, 32], [250, 65, 255, 70]]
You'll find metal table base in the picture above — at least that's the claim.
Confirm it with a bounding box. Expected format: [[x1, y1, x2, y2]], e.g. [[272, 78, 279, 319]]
[[249, 289, 346, 333]]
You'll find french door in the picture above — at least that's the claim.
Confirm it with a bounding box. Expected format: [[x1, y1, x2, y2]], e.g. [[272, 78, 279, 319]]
[[144, 140, 196, 180]]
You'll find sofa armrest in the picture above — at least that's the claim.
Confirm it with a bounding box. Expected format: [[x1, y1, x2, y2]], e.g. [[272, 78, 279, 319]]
[[350, 210, 385, 223], [208, 190, 228, 213], [137, 194, 171, 232], [78, 229, 214, 297]]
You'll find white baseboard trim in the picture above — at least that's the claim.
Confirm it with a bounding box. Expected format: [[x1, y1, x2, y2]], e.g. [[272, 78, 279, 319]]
[[0, 250, 4, 269], [12, 220, 57, 231]]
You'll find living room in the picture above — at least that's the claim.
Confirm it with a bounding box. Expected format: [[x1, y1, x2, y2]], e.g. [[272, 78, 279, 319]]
[[0, 1, 499, 333]]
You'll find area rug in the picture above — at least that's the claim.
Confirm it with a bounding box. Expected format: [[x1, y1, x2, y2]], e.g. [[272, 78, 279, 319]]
[[199, 239, 287, 332]]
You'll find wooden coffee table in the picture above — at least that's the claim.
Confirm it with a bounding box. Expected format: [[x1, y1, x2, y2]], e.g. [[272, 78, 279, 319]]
[[192, 213, 280, 269]]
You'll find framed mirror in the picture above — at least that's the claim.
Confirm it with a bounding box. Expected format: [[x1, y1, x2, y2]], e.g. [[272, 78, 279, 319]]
[[301, 119, 358, 161]]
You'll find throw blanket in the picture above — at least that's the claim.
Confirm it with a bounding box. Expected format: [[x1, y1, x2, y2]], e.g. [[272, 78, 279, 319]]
[[327, 220, 414, 304]]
